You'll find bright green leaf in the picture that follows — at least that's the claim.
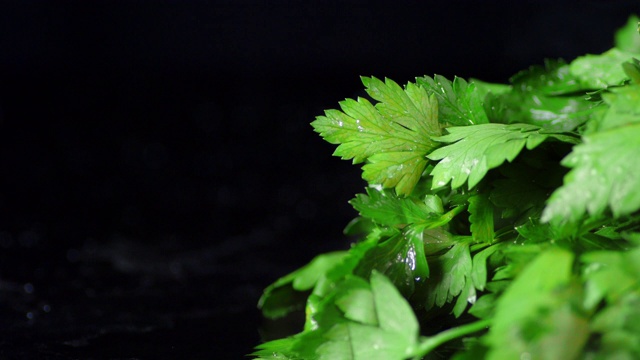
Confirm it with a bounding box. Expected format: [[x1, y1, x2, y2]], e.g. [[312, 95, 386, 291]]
[[312, 76, 441, 195], [570, 48, 640, 89], [509, 59, 584, 96], [336, 288, 377, 326], [428, 123, 577, 190], [416, 75, 489, 126], [615, 14, 640, 53], [370, 271, 419, 337], [542, 93, 640, 225], [623, 58, 640, 84], [316, 322, 412, 360], [598, 83, 640, 131], [315, 272, 420, 360], [485, 59, 596, 131], [486, 248, 579, 359], [418, 240, 474, 313], [349, 187, 443, 228]]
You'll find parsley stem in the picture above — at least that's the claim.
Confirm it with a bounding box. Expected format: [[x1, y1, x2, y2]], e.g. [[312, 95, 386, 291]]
[[410, 319, 491, 359]]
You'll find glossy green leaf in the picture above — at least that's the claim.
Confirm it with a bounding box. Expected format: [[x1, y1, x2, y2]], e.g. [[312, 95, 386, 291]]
[[484, 59, 596, 131], [258, 251, 349, 318], [509, 59, 584, 96], [543, 87, 640, 225], [316, 272, 419, 360], [570, 48, 640, 89], [312, 76, 440, 195], [416, 75, 489, 126], [350, 187, 444, 228], [419, 240, 474, 312], [317, 323, 411, 360], [354, 232, 429, 296], [351, 187, 428, 227], [336, 289, 377, 326], [255, 16, 640, 360], [428, 123, 577, 190], [370, 271, 419, 336]]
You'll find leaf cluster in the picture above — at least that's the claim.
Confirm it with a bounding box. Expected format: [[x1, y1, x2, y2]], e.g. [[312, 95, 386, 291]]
[[253, 15, 640, 360]]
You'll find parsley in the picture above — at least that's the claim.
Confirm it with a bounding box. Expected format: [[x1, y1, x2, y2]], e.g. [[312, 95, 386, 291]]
[[253, 15, 640, 360]]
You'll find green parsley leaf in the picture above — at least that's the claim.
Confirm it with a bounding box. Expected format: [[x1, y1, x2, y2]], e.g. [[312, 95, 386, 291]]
[[316, 271, 420, 360], [623, 58, 640, 84], [349, 187, 442, 228], [489, 159, 564, 220], [570, 48, 640, 89], [416, 75, 489, 126], [486, 248, 587, 359], [427, 123, 577, 190], [509, 59, 584, 96], [255, 16, 640, 360], [312, 76, 441, 195], [258, 251, 349, 319], [542, 86, 640, 225], [471, 244, 502, 292], [581, 246, 640, 359], [468, 193, 494, 243], [469, 78, 511, 99], [615, 14, 640, 53], [418, 240, 474, 311], [581, 246, 640, 310], [485, 59, 596, 131], [353, 231, 430, 296], [588, 293, 640, 359]]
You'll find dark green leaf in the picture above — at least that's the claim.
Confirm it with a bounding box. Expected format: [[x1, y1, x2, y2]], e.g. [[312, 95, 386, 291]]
[[471, 244, 502, 291], [354, 231, 429, 296], [468, 193, 494, 243], [259, 251, 349, 318]]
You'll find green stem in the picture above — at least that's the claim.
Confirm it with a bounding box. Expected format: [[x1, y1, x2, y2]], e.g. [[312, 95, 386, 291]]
[[409, 319, 491, 359]]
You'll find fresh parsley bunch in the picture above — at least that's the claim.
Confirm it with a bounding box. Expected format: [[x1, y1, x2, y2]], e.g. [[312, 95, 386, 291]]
[[253, 15, 640, 360]]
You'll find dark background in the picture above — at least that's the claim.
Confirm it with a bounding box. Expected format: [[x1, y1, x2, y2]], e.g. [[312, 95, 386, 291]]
[[0, 1, 638, 359]]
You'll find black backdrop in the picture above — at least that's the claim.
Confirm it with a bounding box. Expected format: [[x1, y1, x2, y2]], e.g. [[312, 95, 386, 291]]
[[0, 1, 638, 359]]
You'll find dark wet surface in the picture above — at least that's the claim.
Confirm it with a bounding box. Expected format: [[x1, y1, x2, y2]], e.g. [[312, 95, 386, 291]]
[[1, 1, 638, 359], [0, 227, 348, 359], [0, 234, 263, 358]]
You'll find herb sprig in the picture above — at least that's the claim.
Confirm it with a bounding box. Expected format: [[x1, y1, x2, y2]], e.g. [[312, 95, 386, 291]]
[[253, 15, 640, 360]]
